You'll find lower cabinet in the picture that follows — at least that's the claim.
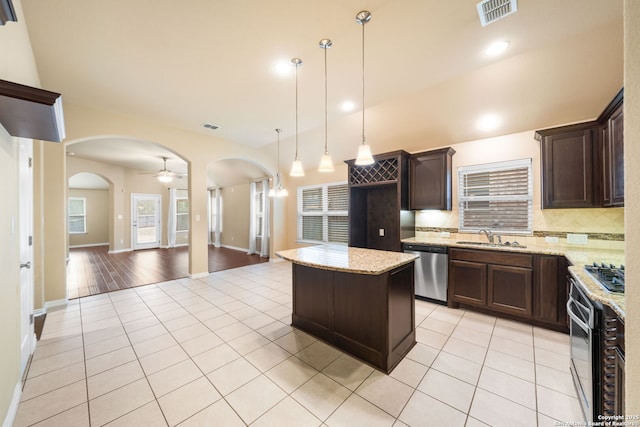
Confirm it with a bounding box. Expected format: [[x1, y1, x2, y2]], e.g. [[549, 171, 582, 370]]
[[449, 248, 568, 331]]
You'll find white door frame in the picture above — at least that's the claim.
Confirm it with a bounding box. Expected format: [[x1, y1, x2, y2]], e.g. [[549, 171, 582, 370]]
[[18, 139, 34, 376], [131, 193, 162, 250]]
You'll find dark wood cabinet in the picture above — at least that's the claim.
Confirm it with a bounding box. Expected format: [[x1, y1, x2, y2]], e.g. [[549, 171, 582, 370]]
[[409, 147, 455, 210], [449, 248, 567, 331], [601, 305, 625, 417], [536, 122, 599, 209], [345, 151, 414, 252], [536, 88, 624, 209], [449, 259, 487, 307], [487, 264, 532, 317], [449, 248, 533, 319], [534, 255, 569, 328], [598, 89, 624, 207]]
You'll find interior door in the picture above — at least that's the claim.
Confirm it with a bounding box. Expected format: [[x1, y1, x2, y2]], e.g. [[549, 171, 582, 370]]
[[19, 139, 34, 375], [131, 194, 161, 250]]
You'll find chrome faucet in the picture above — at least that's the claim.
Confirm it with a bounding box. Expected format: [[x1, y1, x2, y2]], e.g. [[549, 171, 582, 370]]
[[479, 228, 494, 244]]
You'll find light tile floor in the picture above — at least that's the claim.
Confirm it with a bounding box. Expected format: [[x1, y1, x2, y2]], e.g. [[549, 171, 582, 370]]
[[15, 261, 584, 426]]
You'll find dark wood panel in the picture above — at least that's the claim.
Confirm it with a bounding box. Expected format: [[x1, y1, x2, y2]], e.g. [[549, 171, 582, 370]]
[[449, 259, 486, 307], [366, 185, 400, 252], [487, 265, 532, 317], [450, 248, 533, 268], [609, 105, 624, 206], [293, 265, 334, 331], [534, 255, 560, 324], [409, 147, 454, 210], [388, 265, 415, 352]]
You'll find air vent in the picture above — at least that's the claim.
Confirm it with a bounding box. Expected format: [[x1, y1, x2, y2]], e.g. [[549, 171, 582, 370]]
[[202, 123, 219, 130], [476, 0, 517, 27]]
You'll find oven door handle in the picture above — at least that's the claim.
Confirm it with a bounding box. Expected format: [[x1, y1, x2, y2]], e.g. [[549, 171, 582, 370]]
[[567, 297, 590, 332]]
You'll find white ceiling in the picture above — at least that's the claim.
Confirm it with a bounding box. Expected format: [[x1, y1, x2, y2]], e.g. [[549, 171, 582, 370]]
[[20, 0, 624, 185]]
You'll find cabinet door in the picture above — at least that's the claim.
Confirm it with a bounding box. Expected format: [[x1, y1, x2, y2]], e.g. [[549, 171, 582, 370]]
[[601, 122, 611, 206], [487, 265, 533, 318], [534, 255, 568, 328], [409, 148, 453, 210], [609, 105, 624, 206], [449, 260, 486, 307], [614, 347, 625, 416], [541, 127, 597, 208]]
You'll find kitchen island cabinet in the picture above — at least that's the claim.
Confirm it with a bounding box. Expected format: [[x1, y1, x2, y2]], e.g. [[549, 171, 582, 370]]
[[276, 245, 417, 373]]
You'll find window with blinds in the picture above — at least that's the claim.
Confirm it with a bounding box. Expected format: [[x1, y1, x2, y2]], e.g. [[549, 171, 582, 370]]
[[298, 182, 349, 244], [458, 159, 532, 234]]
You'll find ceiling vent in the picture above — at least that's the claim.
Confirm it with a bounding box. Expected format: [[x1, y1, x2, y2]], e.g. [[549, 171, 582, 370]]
[[202, 123, 219, 130], [476, 0, 517, 27]]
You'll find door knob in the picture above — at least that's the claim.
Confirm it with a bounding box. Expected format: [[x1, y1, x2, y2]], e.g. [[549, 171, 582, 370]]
[[20, 261, 31, 269]]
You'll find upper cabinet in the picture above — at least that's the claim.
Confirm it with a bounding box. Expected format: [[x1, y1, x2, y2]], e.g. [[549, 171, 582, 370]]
[[535, 88, 624, 209], [409, 147, 455, 210], [536, 122, 599, 209], [598, 89, 624, 207]]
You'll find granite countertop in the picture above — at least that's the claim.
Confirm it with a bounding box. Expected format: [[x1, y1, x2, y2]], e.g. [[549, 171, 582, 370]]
[[402, 236, 626, 319], [276, 245, 418, 275]]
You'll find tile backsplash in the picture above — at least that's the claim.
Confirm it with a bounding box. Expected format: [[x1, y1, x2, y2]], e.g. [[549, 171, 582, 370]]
[[414, 207, 625, 251]]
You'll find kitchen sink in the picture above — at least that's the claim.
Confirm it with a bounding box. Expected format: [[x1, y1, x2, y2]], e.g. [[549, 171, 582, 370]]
[[455, 241, 527, 249]]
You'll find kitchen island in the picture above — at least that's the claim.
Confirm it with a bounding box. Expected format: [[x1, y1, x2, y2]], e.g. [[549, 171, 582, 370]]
[[276, 245, 418, 374]]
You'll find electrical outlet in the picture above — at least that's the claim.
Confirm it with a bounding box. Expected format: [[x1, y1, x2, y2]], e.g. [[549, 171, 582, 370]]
[[440, 231, 451, 238], [379, 229, 385, 237], [545, 236, 559, 244], [567, 233, 588, 245]]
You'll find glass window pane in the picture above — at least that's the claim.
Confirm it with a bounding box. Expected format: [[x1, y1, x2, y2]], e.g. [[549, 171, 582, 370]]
[[177, 199, 189, 214], [302, 216, 323, 241], [177, 214, 189, 231]]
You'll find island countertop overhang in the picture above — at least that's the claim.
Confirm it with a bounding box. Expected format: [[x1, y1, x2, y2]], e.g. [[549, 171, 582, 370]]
[[276, 245, 418, 275]]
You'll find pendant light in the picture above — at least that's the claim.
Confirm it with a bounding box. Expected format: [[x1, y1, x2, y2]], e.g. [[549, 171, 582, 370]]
[[289, 57, 305, 177], [318, 38, 335, 172], [269, 128, 288, 197], [354, 10, 375, 166]]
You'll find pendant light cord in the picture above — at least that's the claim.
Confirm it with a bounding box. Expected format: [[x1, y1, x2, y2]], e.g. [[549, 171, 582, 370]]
[[294, 62, 299, 160], [361, 18, 366, 145], [323, 45, 329, 155]]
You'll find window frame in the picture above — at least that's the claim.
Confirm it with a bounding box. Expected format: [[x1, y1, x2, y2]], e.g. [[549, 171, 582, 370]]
[[176, 192, 189, 233], [68, 196, 87, 234], [457, 158, 533, 235], [297, 181, 349, 245]]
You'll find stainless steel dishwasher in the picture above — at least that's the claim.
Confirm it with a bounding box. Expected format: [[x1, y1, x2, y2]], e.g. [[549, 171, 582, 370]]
[[403, 243, 448, 303]]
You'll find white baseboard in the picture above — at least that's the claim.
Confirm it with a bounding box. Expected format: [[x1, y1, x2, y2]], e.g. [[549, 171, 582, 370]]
[[269, 257, 284, 263], [189, 271, 210, 279], [108, 248, 132, 254], [44, 298, 68, 312], [69, 242, 109, 249], [220, 244, 250, 253], [2, 382, 21, 427], [32, 308, 46, 317]]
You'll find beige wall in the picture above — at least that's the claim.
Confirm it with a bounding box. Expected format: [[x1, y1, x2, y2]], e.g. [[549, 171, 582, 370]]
[[220, 183, 251, 250], [0, 0, 43, 422], [413, 131, 625, 249], [68, 189, 109, 247], [624, 0, 639, 414]]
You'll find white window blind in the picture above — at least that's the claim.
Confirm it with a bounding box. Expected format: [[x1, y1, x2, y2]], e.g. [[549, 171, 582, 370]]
[[458, 159, 532, 234], [298, 182, 349, 244], [68, 197, 86, 234], [176, 190, 189, 232]]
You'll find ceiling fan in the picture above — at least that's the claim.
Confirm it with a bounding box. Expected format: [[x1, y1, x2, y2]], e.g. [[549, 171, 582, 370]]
[[140, 156, 186, 183]]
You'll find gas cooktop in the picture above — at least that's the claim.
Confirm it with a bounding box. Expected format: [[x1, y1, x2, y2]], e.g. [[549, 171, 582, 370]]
[[584, 262, 625, 294]]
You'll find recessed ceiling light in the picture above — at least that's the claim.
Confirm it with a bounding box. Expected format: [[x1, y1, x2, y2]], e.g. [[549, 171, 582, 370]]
[[202, 123, 219, 130], [477, 113, 502, 131], [273, 60, 293, 76], [483, 40, 510, 57], [341, 100, 356, 112]]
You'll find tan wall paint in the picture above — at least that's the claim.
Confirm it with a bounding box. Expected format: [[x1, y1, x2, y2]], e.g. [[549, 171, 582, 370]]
[[624, 0, 639, 414], [68, 189, 109, 246], [413, 131, 624, 248], [220, 183, 251, 250], [0, 0, 44, 421]]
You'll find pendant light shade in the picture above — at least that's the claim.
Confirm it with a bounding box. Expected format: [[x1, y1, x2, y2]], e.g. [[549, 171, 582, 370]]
[[269, 128, 288, 197], [318, 38, 335, 173], [289, 57, 305, 177], [354, 10, 375, 166]]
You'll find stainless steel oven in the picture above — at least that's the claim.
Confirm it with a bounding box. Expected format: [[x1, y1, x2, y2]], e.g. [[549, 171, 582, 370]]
[[567, 274, 601, 422]]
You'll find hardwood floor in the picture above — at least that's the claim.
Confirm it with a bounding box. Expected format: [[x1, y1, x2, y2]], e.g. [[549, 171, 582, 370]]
[[67, 245, 268, 299]]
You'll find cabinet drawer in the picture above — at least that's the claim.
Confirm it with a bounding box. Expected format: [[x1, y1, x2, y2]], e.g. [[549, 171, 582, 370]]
[[450, 248, 533, 268]]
